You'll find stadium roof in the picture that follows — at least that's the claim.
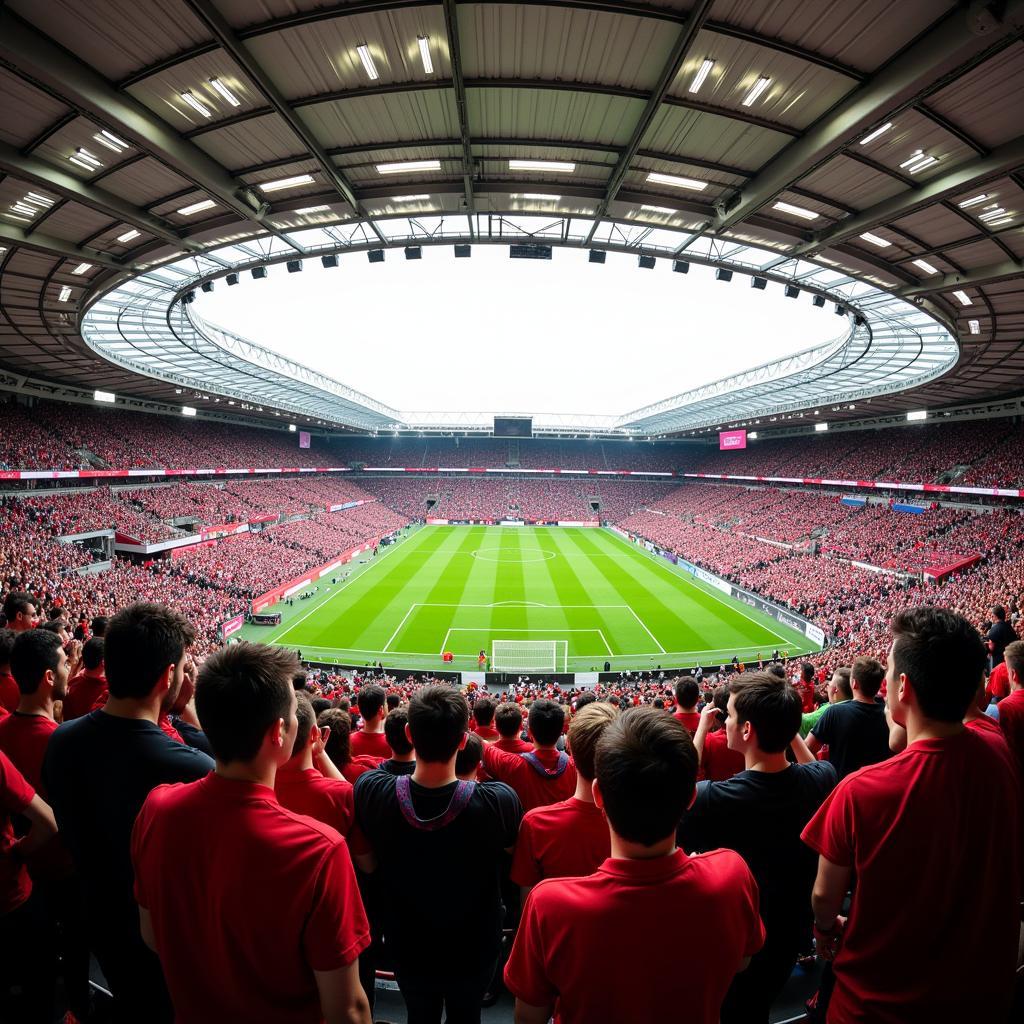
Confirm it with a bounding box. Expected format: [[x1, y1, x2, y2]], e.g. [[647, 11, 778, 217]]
[[0, 0, 1021, 434]]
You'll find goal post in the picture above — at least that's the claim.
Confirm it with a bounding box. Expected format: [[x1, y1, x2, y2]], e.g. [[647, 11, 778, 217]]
[[491, 639, 567, 673]]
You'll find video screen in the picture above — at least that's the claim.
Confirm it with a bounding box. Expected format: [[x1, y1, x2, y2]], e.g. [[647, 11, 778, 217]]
[[719, 429, 747, 451], [494, 417, 533, 437]]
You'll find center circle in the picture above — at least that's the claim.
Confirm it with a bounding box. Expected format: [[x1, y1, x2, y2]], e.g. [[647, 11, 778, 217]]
[[471, 548, 556, 564]]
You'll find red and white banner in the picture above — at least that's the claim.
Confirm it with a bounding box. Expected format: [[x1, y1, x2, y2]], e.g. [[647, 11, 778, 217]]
[[684, 473, 1021, 498], [221, 614, 244, 639]]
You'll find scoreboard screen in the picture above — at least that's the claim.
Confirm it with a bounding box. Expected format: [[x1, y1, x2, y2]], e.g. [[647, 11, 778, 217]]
[[494, 417, 533, 438]]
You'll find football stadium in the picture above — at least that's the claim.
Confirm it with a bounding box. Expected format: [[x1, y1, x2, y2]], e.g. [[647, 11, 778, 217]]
[[0, 1, 1023, 1021]]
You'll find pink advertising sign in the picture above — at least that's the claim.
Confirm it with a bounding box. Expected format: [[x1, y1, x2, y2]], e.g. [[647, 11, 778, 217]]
[[719, 430, 747, 451]]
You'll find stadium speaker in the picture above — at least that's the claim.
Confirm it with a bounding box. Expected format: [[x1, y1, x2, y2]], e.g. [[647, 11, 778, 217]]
[[367, 249, 385, 264], [286, 259, 303, 273], [638, 255, 656, 270], [454, 244, 471, 258], [182, 290, 195, 304], [200, 280, 214, 293], [834, 302, 846, 315], [812, 294, 826, 307], [251, 266, 267, 280], [226, 273, 239, 286], [784, 283, 800, 298], [673, 259, 690, 274], [321, 254, 338, 269], [716, 268, 733, 282], [855, 314, 867, 327], [750, 276, 767, 290], [588, 249, 606, 264], [404, 246, 422, 260]]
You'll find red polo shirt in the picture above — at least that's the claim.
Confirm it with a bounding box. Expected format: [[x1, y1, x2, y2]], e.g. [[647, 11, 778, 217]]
[[350, 729, 391, 760], [505, 848, 763, 1024], [275, 765, 355, 837], [510, 797, 609, 888], [63, 670, 108, 721], [473, 725, 500, 742], [132, 773, 370, 1024], [802, 730, 1021, 1023], [987, 662, 1010, 701], [494, 736, 533, 754], [0, 750, 34, 914], [481, 744, 577, 811], [699, 729, 745, 782], [0, 671, 19, 714], [997, 689, 1024, 780], [673, 710, 700, 735], [341, 754, 383, 785], [0, 712, 58, 793]]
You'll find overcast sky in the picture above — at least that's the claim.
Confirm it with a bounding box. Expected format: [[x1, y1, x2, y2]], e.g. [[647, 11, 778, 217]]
[[197, 245, 840, 418]]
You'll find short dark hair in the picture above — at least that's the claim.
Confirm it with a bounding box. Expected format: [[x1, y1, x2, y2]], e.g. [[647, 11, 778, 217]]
[[494, 701, 523, 738], [0, 628, 16, 668], [712, 683, 730, 714], [407, 685, 468, 763], [317, 708, 351, 767], [11, 629, 63, 694], [528, 699, 564, 746], [81, 636, 104, 671], [891, 606, 986, 722], [992, 605, 1007, 621], [1005, 640, 1024, 683], [292, 670, 308, 692], [574, 691, 598, 711], [386, 692, 400, 712], [473, 696, 496, 727], [767, 663, 786, 680], [455, 731, 483, 778], [291, 691, 316, 756], [801, 662, 816, 682], [357, 684, 386, 720], [595, 707, 696, 847], [384, 707, 414, 756], [851, 657, 885, 699], [105, 603, 196, 700], [728, 672, 802, 753], [311, 697, 331, 717], [674, 676, 699, 708], [196, 642, 297, 763], [90, 615, 109, 637], [2, 592, 37, 623]]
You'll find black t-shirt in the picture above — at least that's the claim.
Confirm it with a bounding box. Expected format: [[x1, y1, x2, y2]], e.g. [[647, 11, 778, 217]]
[[678, 761, 836, 941], [377, 758, 416, 776], [42, 710, 213, 939], [811, 699, 891, 780], [353, 771, 522, 982], [987, 620, 1017, 665]]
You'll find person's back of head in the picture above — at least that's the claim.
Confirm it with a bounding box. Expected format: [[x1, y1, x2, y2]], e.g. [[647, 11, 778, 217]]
[[407, 685, 468, 763], [711, 683, 730, 721], [801, 662, 816, 683], [11, 628, 65, 695], [81, 636, 104, 673], [830, 667, 852, 701], [653, 697, 664, 710], [851, 656, 885, 700], [292, 670, 308, 692], [196, 641, 298, 764], [473, 696, 496, 729], [455, 731, 483, 779], [310, 697, 331, 716], [1004, 640, 1024, 689], [728, 672, 802, 753], [889, 606, 986, 724], [357, 683, 386, 723], [528, 699, 564, 747], [104, 602, 196, 701], [674, 676, 699, 710], [767, 662, 786, 681], [90, 615, 109, 638], [573, 691, 597, 712], [495, 701, 523, 739], [595, 707, 697, 848], [317, 708, 351, 768], [384, 707, 414, 756], [289, 691, 317, 758], [0, 627, 16, 671], [567, 702, 618, 782], [386, 692, 400, 713]]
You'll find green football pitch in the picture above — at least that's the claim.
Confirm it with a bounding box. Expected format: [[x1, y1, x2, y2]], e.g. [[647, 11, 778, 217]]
[[239, 525, 816, 672]]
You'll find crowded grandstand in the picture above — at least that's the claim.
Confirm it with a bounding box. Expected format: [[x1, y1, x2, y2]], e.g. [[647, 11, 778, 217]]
[[1, 1, 1023, 1023]]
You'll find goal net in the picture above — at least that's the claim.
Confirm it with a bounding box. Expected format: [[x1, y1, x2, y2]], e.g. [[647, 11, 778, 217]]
[[491, 640, 566, 673]]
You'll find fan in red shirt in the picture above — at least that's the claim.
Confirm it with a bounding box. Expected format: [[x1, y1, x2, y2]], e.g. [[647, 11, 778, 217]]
[[131, 641, 371, 1024], [986, 659, 1009, 702], [2, 592, 39, 635], [511, 702, 617, 893], [802, 607, 1022, 1024], [505, 707, 764, 1024], [691, 684, 745, 781], [493, 702, 533, 753], [62, 637, 108, 721], [796, 662, 817, 714], [275, 691, 355, 837], [481, 699, 577, 811], [672, 676, 701, 734], [996, 639, 1024, 781], [0, 629, 20, 714], [317, 708, 383, 784], [350, 684, 392, 760], [470, 696, 500, 742]]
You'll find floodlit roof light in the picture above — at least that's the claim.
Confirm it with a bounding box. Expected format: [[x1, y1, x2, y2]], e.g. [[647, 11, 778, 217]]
[[93, 132, 128, 153], [907, 156, 938, 174], [953, 290, 971, 306], [99, 129, 129, 148], [25, 192, 55, 206], [509, 159, 576, 173], [296, 205, 331, 214], [689, 58, 715, 94], [58, 286, 72, 302], [182, 406, 197, 417], [376, 160, 441, 174], [979, 207, 1007, 221], [640, 204, 675, 214], [815, 422, 829, 432], [417, 36, 433, 75], [986, 216, 1014, 226], [11, 204, 36, 215], [958, 194, 989, 208], [68, 155, 99, 172], [912, 258, 939, 275], [180, 90, 212, 118], [968, 319, 980, 334], [71, 263, 92, 275], [94, 390, 116, 404], [772, 201, 818, 220], [906, 410, 927, 421], [209, 78, 241, 106], [75, 148, 102, 167], [900, 150, 925, 168], [391, 194, 431, 201], [859, 122, 892, 145], [258, 174, 315, 192], [646, 172, 706, 190], [289, 423, 297, 431], [116, 229, 141, 242], [356, 44, 379, 80], [860, 232, 890, 247], [177, 199, 217, 215], [742, 76, 771, 106]]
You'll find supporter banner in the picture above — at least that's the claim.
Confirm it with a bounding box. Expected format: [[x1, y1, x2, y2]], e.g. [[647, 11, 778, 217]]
[[893, 502, 927, 514], [200, 522, 249, 540], [328, 500, 369, 512], [221, 614, 244, 640], [248, 514, 278, 525], [841, 497, 867, 508]]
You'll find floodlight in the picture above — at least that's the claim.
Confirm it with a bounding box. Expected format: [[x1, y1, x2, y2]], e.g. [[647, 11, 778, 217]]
[[785, 284, 800, 298], [715, 268, 733, 282], [200, 280, 214, 293], [226, 273, 239, 285], [286, 259, 303, 273], [182, 290, 195, 303], [589, 249, 606, 264], [750, 276, 767, 290], [404, 246, 422, 260], [454, 244, 471, 258], [834, 302, 846, 315], [812, 294, 825, 307], [368, 249, 385, 263], [673, 260, 690, 274], [638, 255, 656, 270], [321, 254, 338, 268], [251, 266, 267, 280]]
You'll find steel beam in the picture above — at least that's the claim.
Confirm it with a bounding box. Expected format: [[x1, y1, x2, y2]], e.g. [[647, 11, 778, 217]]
[[0, 221, 136, 270], [895, 258, 1024, 299], [442, 0, 476, 219], [715, 1, 1024, 231]]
